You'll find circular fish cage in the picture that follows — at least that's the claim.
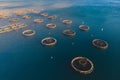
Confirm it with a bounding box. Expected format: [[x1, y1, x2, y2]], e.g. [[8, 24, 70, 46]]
[[79, 25, 89, 31], [22, 30, 36, 37], [9, 18, 19, 22], [46, 23, 56, 29], [48, 16, 56, 20], [41, 37, 57, 46], [92, 39, 108, 49], [0, 15, 8, 19], [14, 11, 24, 16], [63, 29, 76, 37], [41, 13, 48, 17], [62, 20, 72, 25], [71, 57, 94, 75], [34, 19, 44, 23], [23, 15, 31, 19]]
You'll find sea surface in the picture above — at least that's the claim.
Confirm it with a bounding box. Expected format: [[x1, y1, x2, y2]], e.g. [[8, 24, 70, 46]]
[[0, 0, 120, 80]]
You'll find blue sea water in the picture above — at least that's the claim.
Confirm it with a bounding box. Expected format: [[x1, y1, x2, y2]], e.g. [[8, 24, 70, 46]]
[[0, 0, 120, 80]]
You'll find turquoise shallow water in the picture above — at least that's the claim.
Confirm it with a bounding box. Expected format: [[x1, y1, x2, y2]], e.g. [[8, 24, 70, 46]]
[[0, 4, 120, 80]]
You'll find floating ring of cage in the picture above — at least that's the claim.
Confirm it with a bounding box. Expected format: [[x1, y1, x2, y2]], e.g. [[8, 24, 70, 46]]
[[22, 30, 36, 37], [0, 15, 8, 19], [41, 37, 57, 46], [34, 19, 44, 23], [71, 57, 94, 75], [63, 29, 76, 37], [48, 16, 56, 20], [46, 23, 56, 29], [9, 18, 19, 22], [41, 13, 48, 17], [79, 25, 89, 31], [32, 10, 40, 14], [23, 15, 31, 19], [14, 11, 24, 16], [92, 39, 108, 49], [62, 20, 72, 25], [27, 8, 35, 12]]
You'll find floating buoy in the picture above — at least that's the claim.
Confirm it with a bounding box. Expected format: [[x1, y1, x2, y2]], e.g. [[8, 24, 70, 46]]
[[101, 28, 104, 31]]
